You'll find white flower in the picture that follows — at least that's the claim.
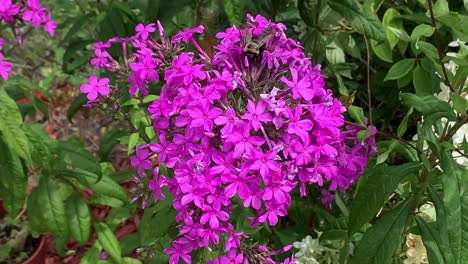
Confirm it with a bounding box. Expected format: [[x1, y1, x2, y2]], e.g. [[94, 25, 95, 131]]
[[404, 234, 428, 264], [293, 233, 340, 264]]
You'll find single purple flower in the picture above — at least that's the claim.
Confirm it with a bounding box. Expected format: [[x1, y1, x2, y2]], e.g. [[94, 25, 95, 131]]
[[135, 23, 155, 40], [280, 67, 313, 101], [0, 0, 20, 23], [242, 100, 272, 131], [188, 102, 222, 132], [80, 75, 111, 100], [130, 145, 153, 176], [164, 242, 192, 264], [200, 204, 229, 228], [249, 149, 280, 178]]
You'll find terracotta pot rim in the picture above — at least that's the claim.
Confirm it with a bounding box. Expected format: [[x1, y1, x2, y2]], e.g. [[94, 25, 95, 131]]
[[22, 234, 48, 264]]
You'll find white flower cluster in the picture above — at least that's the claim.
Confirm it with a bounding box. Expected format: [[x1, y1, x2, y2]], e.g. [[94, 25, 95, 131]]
[[293, 233, 340, 264], [436, 40, 468, 167]]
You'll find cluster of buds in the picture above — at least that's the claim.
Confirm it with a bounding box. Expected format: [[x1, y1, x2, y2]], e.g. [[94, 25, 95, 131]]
[[81, 14, 376, 263]]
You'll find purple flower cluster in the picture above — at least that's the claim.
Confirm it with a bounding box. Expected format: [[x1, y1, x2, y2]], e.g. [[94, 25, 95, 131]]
[[0, 0, 56, 80], [81, 14, 376, 263]]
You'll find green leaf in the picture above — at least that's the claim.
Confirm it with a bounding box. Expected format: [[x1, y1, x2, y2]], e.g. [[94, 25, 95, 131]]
[[95, 221, 122, 264], [382, 8, 403, 48], [416, 41, 439, 59], [31, 176, 68, 236], [428, 187, 455, 263], [400, 93, 457, 122], [371, 39, 393, 63], [416, 217, 446, 264], [23, 124, 56, 170], [350, 199, 412, 264], [349, 162, 420, 236], [99, 129, 127, 161], [80, 241, 102, 264], [298, 0, 318, 27], [0, 137, 26, 217], [67, 94, 88, 123], [222, 0, 246, 25], [66, 193, 91, 245], [411, 24, 434, 41], [397, 107, 413, 138], [328, 0, 385, 41], [139, 199, 175, 245], [440, 151, 468, 264], [413, 65, 433, 95], [387, 27, 411, 42], [59, 140, 102, 178], [432, 0, 449, 17], [450, 92, 468, 113], [127, 132, 139, 155], [0, 89, 31, 161], [384, 59, 416, 81], [123, 258, 142, 264], [347, 105, 365, 125], [63, 169, 129, 203]]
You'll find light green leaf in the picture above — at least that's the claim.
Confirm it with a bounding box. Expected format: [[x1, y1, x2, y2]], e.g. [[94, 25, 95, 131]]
[[127, 132, 139, 155], [347, 105, 365, 125], [0, 89, 31, 161], [416, 41, 439, 59], [80, 241, 102, 264], [388, 27, 411, 42], [411, 24, 435, 41], [432, 0, 449, 17], [450, 92, 468, 114], [66, 193, 91, 245], [123, 258, 143, 264], [384, 59, 415, 81], [382, 8, 402, 48], [371, 39, 393, 62], [95, 222, 122, 264], [0, 137, 26, 217], [350, 199, 412, 264], [413, 65, 433, 95], [349, 162, 420, 236], [328, 0, 385, 41]]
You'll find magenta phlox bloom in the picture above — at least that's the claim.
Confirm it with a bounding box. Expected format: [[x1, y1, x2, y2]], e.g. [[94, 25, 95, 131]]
[[80, 75, 111, 100], [164, 242, 192, 264], [23, 0, 47, 27], [85, 14, 376, 263], [130, 145, 153, 176], [173, 25, 204, 43], [135, 23, 155, 40], [242, 100, 272, 131], [0, 0, 19, 23], [280, 67, 313, 101]]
